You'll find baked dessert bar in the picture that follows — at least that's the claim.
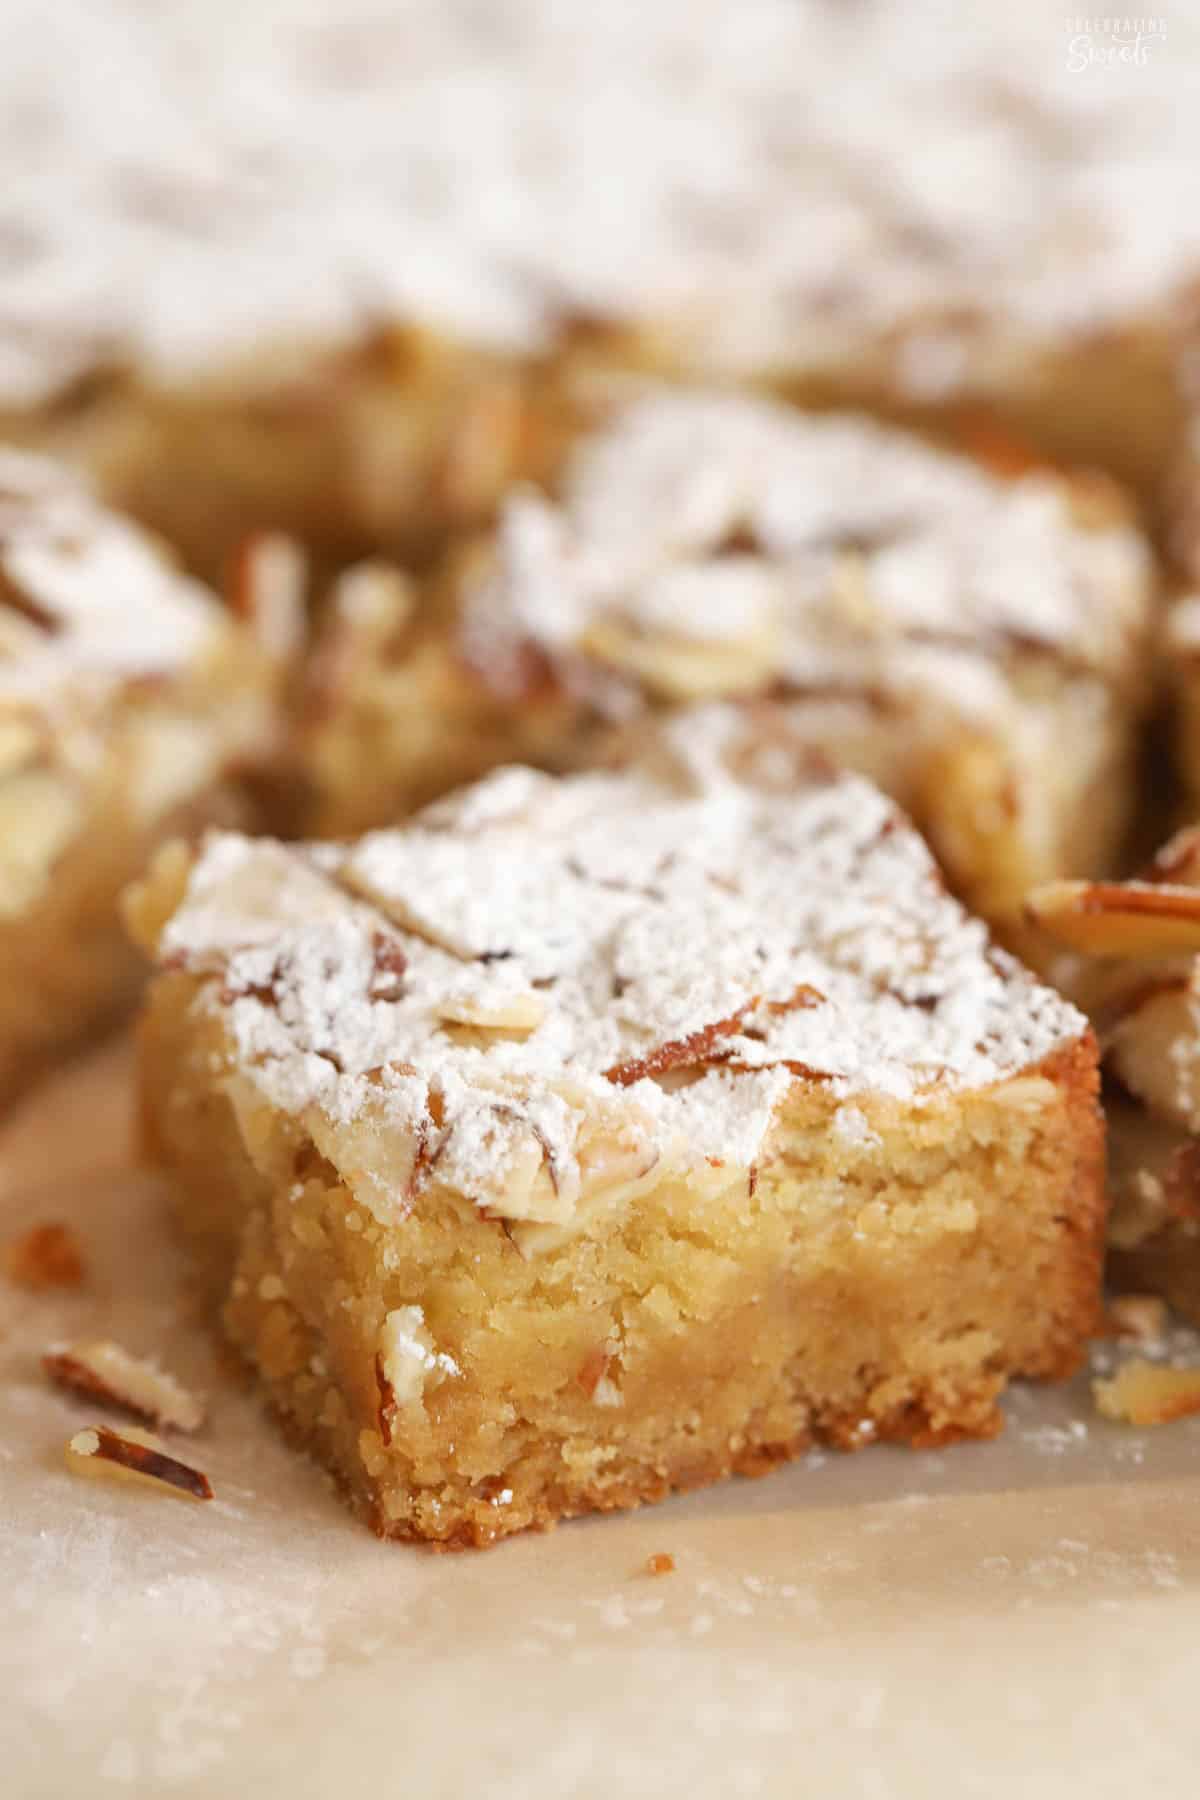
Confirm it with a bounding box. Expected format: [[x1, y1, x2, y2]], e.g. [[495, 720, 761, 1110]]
[[1, 4, 1197, 572], [129, 717, 1104, 1546], [1027, 831, 1200, 1321], [300, 388, 1156, 936], [0, 448, 283, 1104]]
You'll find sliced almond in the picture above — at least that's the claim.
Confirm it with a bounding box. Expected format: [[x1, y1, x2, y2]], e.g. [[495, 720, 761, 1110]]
[[582, 624, 778, 703], [1093, 1361, 1200, 1427], [435, 990, 546, 1033], [374, 1304, 458, 1436], [44, 1340, 205, 1433], [604, 984, 823, 1087], [228, 531, 307, 664], [505, 1144, 664, 1258], [331, 561, 414, 647], [604, 1011, 747, 1087], [303, 561, 416, 721], [1024, 879, 1200, 958], [65, 1425, 213, 1500], [579, 558, 781, 703]]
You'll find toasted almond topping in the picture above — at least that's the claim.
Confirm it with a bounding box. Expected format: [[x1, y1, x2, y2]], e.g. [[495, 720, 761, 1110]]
[[579, 611, 781, 702], [645, 1552, 676, 1576], [603, 1009, 747, 1087], [604, 984, 824, 1087], [4, 1222, 85, 1290], [436, 990, 546, 1033], [1024, 879, 1200, 958], [304, 561, 416, 720], [1093, 1361, 1200, 1427], [65, 1425, 213, 1500], [1106, 1294, 1169, 1345], [44, 1340, 205, 1433], [228, 531, 307, 665]]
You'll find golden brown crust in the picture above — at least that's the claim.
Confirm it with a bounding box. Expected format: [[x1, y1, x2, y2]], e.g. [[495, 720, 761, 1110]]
[[1026, 1033, 1109, 1367], [364, 1384, 1013, 1552]]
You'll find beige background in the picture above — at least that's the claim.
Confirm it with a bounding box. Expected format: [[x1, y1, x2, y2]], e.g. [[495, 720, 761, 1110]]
[[4, 1040, 1200, 1798]]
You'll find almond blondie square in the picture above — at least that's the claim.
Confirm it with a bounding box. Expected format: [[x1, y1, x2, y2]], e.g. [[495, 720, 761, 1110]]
[[1, 5, 1197, 571], [129, 715, 1104, 1546], [300, 388, 1156, 936], [0, 449, 284, 1104]]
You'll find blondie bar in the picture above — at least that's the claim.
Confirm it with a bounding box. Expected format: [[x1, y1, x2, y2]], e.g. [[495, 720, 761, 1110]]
[[0, 4, 1196, 573], [301, 389, 1155, 935], [130, 716, 1104, 1546], [0, 448, 282, 1103]]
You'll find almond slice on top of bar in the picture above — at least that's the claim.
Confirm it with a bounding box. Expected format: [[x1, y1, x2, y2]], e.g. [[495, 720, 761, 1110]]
[[127, 704, 1104, 1548], [0, 449, 289, 1106], [298, 387, 1155, 947], [1028, 829, 1200, 1321]]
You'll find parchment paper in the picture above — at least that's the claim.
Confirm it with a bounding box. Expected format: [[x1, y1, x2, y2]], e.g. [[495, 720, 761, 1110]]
[[4, 1038, 1200, 1798]]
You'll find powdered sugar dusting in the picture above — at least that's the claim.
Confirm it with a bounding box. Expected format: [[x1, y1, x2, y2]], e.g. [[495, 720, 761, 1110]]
[[155, 720, 1085, 1224], [464, 390, 1149, 718], [0, 448, 224, 700], [0, 5, 1197, 404]]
